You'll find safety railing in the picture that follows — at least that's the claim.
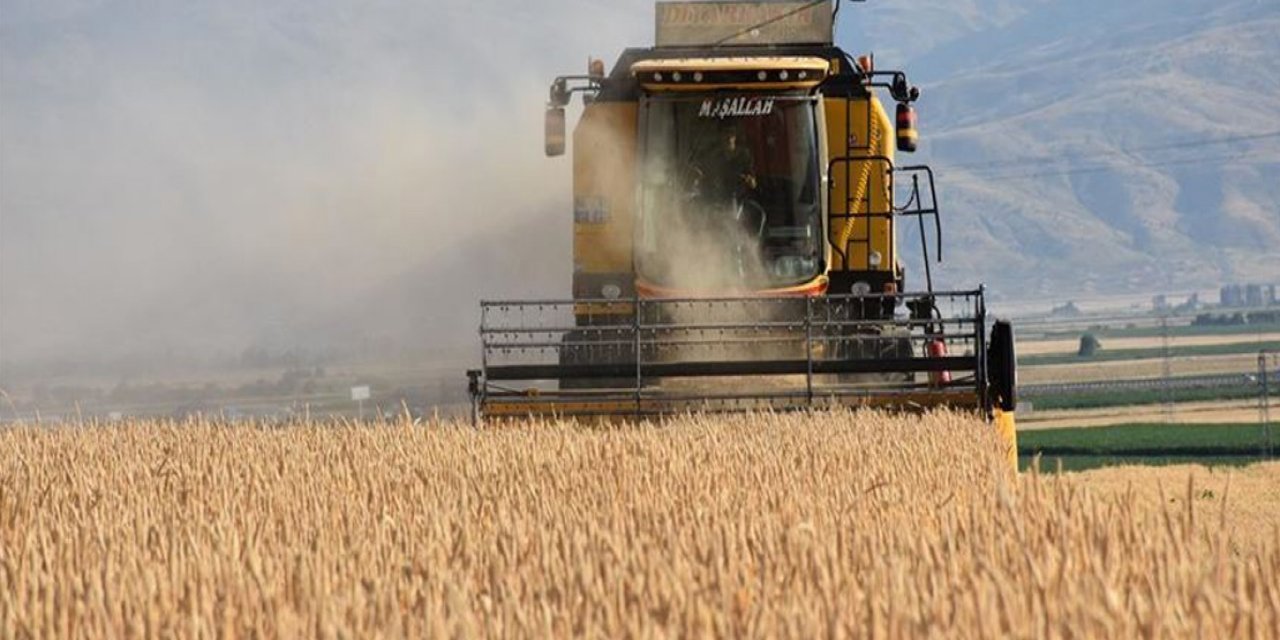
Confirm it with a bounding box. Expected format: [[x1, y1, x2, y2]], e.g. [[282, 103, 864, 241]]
[[467, 289, 990, 421]]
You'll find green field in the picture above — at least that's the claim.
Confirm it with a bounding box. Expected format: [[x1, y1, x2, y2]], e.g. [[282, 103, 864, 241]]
[[1019, 340, 1280, 367], [1018, 422, 1278, 472], [1024, 385, 1261, 411]]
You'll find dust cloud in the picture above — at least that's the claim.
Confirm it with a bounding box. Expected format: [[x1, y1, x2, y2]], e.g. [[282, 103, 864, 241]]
[[0, 1, 651, 380], [641, 196, 772, 295]]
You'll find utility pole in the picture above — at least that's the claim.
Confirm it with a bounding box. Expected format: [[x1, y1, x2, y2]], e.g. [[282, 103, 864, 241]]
[[1161, 315, 1174, 424], [1261, 350, 1274, 458]]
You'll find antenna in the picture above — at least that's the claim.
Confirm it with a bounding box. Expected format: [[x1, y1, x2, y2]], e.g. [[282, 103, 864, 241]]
[[833, 0, 868, 23]]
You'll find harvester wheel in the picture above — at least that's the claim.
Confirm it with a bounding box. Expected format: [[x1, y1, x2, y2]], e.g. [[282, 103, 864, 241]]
[[988, 320, 1017, 412]]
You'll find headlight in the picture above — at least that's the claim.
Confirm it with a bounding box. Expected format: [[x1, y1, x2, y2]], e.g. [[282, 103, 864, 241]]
[[868, 251, 883, 267], [851, 281, 872, 296], [601, 284, 623, 300]]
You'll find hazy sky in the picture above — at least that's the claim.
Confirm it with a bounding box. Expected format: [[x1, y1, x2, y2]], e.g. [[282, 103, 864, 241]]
[[5, 1, 1271, 373], [0, 1, 655, 364]]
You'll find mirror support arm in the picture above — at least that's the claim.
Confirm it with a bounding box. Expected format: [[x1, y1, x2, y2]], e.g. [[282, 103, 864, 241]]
[[549, 75, 603, 108]]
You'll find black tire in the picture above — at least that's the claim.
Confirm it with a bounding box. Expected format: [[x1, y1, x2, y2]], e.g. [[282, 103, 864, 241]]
[[988, 320, 1017, 412]]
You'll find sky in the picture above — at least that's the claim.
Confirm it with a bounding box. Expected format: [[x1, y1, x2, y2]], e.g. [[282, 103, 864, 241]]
[[0, 1, 654, 367]]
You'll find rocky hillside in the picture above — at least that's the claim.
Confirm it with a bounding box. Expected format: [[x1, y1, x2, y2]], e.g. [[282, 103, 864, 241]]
[[842, 0, 1280, 301]]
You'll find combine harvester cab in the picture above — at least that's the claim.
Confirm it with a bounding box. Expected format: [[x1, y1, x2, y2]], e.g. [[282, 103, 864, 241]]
[[466, 1, 1017, 465]]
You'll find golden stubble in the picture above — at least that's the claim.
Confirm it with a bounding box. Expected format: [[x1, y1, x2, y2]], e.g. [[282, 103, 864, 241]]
[[1, 411, 1277, 638]]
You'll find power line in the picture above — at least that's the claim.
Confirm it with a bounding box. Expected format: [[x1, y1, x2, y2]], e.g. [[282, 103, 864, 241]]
[[968, 153, 1277, 182], [939, 130, 1280, 173], [946, 148, 1279, 182]]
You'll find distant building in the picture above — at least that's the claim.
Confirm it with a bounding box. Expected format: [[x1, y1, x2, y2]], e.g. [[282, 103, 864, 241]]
[[1175, 293, 1200, 313], [1152, 295, 1168, 312], [1221, 285, 1244, 308], [1050, 301, 1082, 318], [1218, 283, 1277, 308], [1246, 284, 1264, 307]]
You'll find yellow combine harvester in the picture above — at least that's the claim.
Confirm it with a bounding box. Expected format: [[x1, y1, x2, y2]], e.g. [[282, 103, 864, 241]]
[[466, 0, 1017, 461]]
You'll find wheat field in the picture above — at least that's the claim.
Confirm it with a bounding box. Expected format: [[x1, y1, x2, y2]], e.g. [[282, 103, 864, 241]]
[[1019, 352, 1262, 385], [2, 412, 1277, 638]]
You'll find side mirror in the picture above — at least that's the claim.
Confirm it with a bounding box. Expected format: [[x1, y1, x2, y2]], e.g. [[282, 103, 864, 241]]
[[545, 107, 566, 157]]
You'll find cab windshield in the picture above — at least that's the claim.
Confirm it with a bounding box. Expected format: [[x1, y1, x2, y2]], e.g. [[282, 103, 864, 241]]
[[637, 95, 823, 291]]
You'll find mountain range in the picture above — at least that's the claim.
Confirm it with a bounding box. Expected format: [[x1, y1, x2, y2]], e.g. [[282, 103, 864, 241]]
[[842, 0, 1280, 301]]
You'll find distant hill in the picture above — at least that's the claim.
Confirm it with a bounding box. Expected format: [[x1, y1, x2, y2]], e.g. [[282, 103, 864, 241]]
[[843, 0, 1280, 301]]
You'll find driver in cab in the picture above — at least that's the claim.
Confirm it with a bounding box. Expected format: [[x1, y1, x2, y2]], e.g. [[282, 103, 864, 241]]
[[685, 128, 768, 243], [702, 130, 757, 204]]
